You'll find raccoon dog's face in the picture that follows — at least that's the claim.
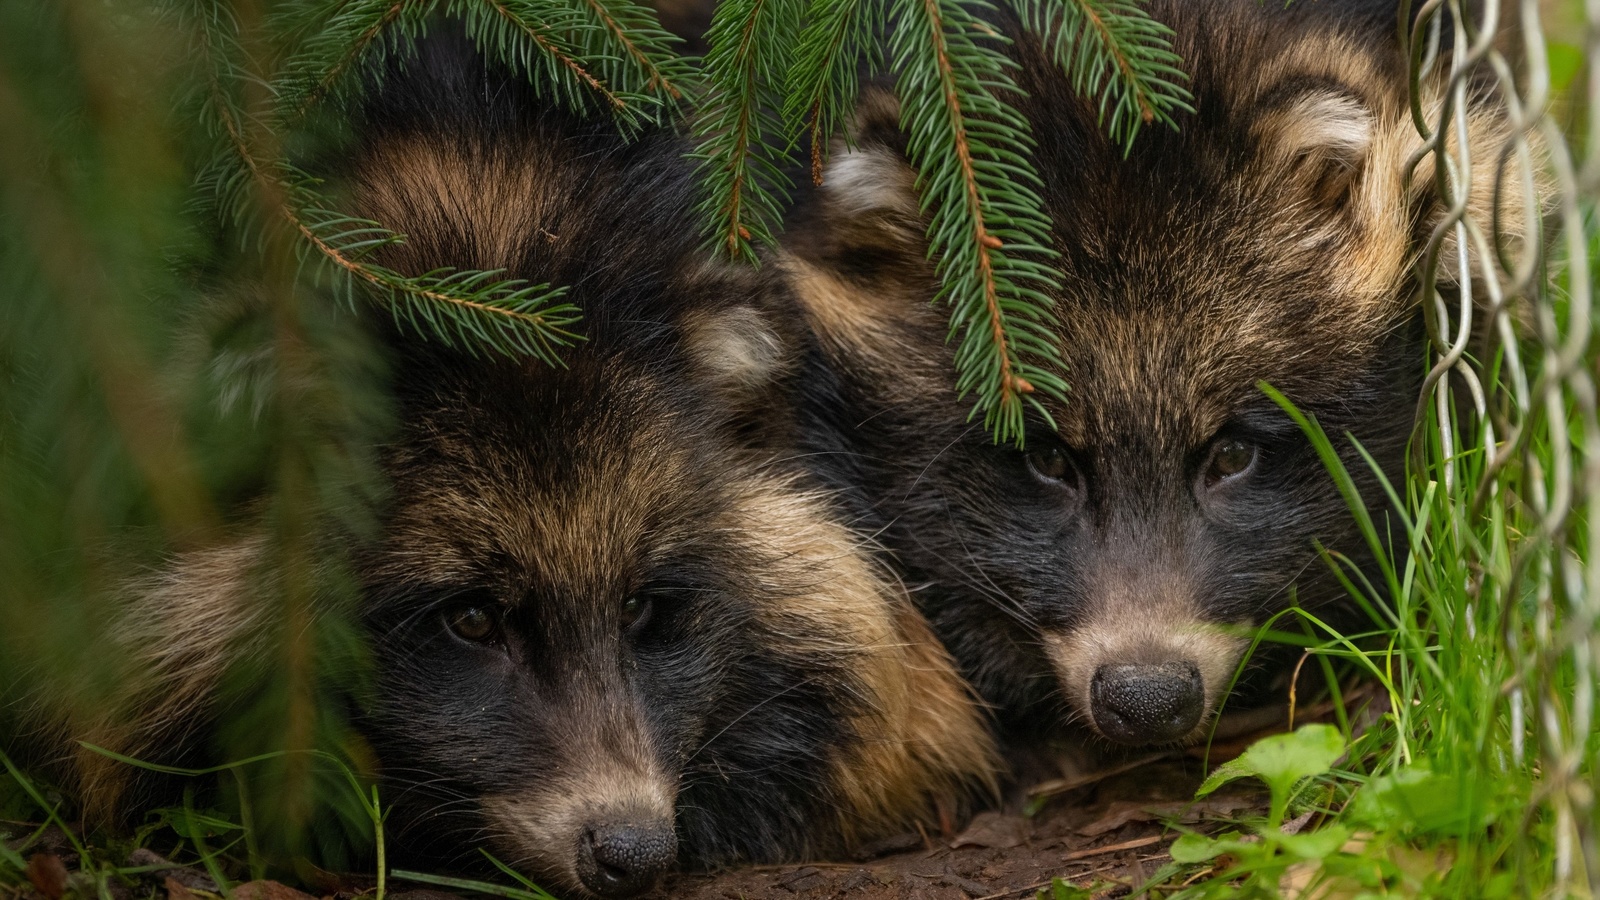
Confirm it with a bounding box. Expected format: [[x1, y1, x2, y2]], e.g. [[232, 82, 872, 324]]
[[790, 0, 1515, 746], [361, 349, 811, 897]]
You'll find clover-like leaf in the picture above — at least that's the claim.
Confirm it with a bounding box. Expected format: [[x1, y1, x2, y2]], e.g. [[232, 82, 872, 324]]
[[1168, 830, 1251, 864], [1199, 724, 1346, 826], [1200, 725, 1345, 799], [1347, 767, 1484, 836]]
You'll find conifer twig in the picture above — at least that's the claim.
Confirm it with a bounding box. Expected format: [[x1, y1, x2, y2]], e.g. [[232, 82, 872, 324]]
[[1081, 1, 1149, 121], [785, 0, 881, 185], [288, 0, 409, 121], [197, 7, 580, 365], [920, 0, 1027, 405], [481, 0, 626, 109], [294, 216, 571, 338], [578, 0, 682, 97], [722, 9, 761, 250], [1008, 0, 1192, 147], [889, 0, 1066, 441], [693, 0, 801, 261]]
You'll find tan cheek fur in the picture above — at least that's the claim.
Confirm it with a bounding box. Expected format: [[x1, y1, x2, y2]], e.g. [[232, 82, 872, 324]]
[[728, 478, 1001, 847]]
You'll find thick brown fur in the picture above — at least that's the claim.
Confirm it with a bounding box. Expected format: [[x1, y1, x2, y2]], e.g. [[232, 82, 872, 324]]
[[20, 28, 999, 898], [788, 0, 1528, 746]]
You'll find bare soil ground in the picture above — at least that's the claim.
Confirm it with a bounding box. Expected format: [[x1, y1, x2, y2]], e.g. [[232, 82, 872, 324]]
[[647, 695, 1358, 900], [646, 749, 1266, 900]]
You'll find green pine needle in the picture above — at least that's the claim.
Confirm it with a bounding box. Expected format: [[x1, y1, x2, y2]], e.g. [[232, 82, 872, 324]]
[[181, 0, 614, 368], [292, 201, 583, 365], [692, 0, 803, 262], [889, 0, 1067, 444], [784, 0, 884, 184], [1007, 0, 1193, 149], [562, 0, 700, 105], [274, 0, 438, 123], [452, 0, 650, 121]]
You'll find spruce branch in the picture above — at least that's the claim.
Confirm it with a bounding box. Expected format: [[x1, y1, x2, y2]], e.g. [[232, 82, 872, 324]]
[[568, 0, 696, 102], [277, 0, 429, 123], [1008, 0, 1191, 147], [890, 0, 1066, 443], [692, 0, 803, 261], [190, 0, 582, 365], [784, 0, 884, 185], [292, 204, 582, 364], [276, 0, 684, 127], [461, 0, 632, 112]]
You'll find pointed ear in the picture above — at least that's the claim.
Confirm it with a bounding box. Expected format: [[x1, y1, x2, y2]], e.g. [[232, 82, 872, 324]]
[[1252, 88, 1375, 215], [790, 86, 928, 282], [674, 259, 805, 439], [1247, 66, 1542, 314]]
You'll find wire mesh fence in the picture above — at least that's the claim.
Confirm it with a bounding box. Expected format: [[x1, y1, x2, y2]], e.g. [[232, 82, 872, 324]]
[[1408, 0, 1597, 891]]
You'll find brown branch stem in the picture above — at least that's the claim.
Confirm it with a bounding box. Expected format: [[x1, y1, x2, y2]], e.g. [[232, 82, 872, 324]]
[[294, 217, 558, 330], [291, 0, 407, 122], [719, 0, 766, 253], [485, 0, 627, 109], [920, 0, 1030, 403], [580, 0, 681, 98], [1077, 0, 1155, 123]]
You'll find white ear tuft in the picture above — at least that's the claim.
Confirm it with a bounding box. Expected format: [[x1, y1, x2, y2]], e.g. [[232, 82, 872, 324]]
[[823, 147, 921, 219], [685, 306, 788, 394], [1276, 92, 1374, 163]]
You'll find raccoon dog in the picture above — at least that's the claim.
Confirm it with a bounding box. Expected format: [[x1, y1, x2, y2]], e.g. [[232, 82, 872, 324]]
[[30, 30, 999, 898], [787, 0, 1519, 747]]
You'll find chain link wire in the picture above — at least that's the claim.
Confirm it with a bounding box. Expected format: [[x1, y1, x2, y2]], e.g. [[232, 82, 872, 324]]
[[1406, 0, 1597, 891]]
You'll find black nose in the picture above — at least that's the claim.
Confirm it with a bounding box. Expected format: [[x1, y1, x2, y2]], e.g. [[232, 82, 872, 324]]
[[1090, 661, 1205, 745], [574, 821, 677, 898]]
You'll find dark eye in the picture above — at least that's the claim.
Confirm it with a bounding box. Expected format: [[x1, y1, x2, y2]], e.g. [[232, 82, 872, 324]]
[[1025, 444, 1074, 485], [445, 605, 500, 644], [1205, 439, 1257, 486], [620, 595, 653, 634]]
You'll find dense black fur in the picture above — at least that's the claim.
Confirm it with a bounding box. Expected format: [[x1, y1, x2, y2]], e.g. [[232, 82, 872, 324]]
[[787, 0, 1480, 746]]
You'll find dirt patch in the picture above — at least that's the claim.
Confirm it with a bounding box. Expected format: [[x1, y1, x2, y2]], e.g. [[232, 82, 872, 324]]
[[647, 755, 1265, 900]]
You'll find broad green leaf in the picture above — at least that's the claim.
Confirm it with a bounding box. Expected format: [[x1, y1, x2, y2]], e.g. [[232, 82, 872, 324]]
[[1198, 725, 1346, 802], [1195, 755, 1257, 800], [1275, 824, 1352, 861], [1347, 767, 1484, 836], [1168, 830, 1249, 864], [1046, 878, 1092, 900]]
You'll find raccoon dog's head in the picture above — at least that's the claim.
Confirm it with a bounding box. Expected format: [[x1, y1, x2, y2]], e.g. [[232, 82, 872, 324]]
[[341, 30, 997, 897], [789, 0, 1526, 746]]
